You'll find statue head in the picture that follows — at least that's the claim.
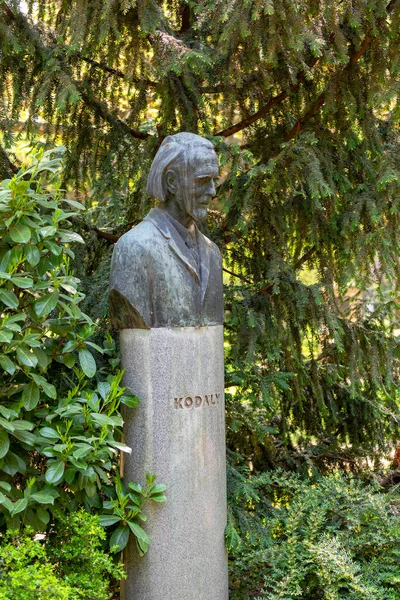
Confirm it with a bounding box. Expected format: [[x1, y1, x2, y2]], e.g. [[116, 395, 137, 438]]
[[147, 132, 219, 223]]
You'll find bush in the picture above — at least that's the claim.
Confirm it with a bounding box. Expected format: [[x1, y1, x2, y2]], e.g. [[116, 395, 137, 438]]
[[228, 468, 400, 599], [0, 148, 164, 555], [0, 511, 124, 600]]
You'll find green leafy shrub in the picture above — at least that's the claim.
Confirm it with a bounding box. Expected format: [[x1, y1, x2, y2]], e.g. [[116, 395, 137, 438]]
[[0, 511, 124, 600], [228, 469, 400, 599], [0, 148, 163, 555]]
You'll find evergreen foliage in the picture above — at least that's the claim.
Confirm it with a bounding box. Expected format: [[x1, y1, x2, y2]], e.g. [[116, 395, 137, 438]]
[[228, 469, 400, 599], [0, 0, 399, 471]]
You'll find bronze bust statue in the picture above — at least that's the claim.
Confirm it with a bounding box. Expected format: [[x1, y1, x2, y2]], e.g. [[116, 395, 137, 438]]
[[109, 132, 223, 329]]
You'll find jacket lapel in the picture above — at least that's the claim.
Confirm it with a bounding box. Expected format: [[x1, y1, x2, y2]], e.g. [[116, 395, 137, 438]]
[[196, 229, 211, 303], [145, 208, 200, 283]]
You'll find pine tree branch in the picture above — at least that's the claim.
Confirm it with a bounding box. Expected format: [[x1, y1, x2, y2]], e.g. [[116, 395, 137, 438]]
[[2, 3, 151, 141], [293, 245, 317, 271], [222, 267, 253, 285], [0, 144, 19, 179], [179, 2, 192, 34], [214, 32, 335, 139], [284, 0, 398, 142], [81, 223, 121, 243], [78, 84, 150, 140], [214, 62, 320, 138], [284, 93, 326, 142], [215, 0, 396, 140], [66, 52, 157, 88]]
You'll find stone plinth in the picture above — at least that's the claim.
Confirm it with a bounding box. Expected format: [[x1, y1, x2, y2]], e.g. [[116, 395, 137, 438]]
[[120, 325, 228, 600]]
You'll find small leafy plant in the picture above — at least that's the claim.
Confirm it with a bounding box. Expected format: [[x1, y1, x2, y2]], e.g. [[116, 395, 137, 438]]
[[100, 474, 166, 555]]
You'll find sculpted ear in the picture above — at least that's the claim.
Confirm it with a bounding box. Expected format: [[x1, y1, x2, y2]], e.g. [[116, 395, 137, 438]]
[[165, 170, 178, 195]]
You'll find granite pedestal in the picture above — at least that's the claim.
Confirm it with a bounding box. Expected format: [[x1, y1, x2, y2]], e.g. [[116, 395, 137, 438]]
[[120, 325, 228, 600]]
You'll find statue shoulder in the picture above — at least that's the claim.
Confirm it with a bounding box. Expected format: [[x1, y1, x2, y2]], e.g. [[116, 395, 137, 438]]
[[113, 219, 162, 257], [198, 229, 222, 260]]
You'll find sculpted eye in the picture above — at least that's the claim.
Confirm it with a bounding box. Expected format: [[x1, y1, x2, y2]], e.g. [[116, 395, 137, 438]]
[[196, 175, 217, 183]]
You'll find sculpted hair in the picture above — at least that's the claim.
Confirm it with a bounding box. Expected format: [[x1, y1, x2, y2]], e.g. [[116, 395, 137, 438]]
[[147, 132, 215, 202]]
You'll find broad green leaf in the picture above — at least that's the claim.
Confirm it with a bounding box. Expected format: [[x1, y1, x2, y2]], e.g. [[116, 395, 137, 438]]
[[0, 492, 13, 513], [41, 380, 57, 399], [12, 430, 36, 446], [107, 441, 132, 454], [2, 451, 26, 475], [0, 429, 10, 459], [16, 346, 38, 368], [23, 335, 41, 348], [9, 223, 31, 244], [63, 353, 75, 368], [0, 289, 19, 308], [6, 515, 21, 530], [59, 231, 84, 243], [128, 521, 150, 544], [25, 245, 40, 266], [0, 355, 16, 374], [0, 417, 15, 432], [30, 373, 46, 385], [90, 413, 123, 427], [11, 497, 28, 515], [34, 292, 59, 317], [121, 394, 140, 408], [110, 525, 130, 552], [99, 514, 121, 527], [79, 349, 96, 377], [62, 198, 85, 210], [136, 536, 149, 557], [40, 427, 60, 439], [128, 482, 142, 493], [32, 348, 50, 369], [85, 481, 97, 497], [40, 225, 57, 238], [64, 468, 76, 485], [72, 445, 92, 459], [30, 492, 56, 504], [97, 382, 110, 400], [12, 420, 34, 431], [37, 507, 50, 524], [44, 240, 62, 255], [45, 460, 64, 484], [0, 330, 13, 343], [60, 282, 77, 294], [149, 493, 167, 503], [22, 382, 40, 410], [86, 341, 104, 353], [150, 483, 167, 494], [0, 406, 16, 419], [10, 276, 34, 289], [63, 340, 78, 353]]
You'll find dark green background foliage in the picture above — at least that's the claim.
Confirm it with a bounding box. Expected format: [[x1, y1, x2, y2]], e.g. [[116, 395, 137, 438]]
[[1, 0, 399, 468], [228, 470, 400, 599], [1, 0, 400, 598]]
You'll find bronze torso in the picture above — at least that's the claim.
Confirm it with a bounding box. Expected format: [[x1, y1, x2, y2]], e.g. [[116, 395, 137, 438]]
[[109, 207, 223, 329]]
